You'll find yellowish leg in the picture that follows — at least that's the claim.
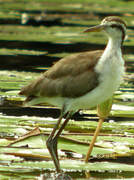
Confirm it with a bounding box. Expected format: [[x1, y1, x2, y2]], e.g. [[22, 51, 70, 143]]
[[85, 97, 113, 163], [85, 118, 104, 163]]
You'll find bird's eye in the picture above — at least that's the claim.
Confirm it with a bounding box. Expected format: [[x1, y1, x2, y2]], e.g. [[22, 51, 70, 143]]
[[111, 24, 123, 30], [111, 24, 125, 33], [111, 24, 118, 28]]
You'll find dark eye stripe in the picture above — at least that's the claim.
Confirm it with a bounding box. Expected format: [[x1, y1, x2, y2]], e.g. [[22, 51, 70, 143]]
[[111, 24, 124, 29], [111, 24, 125, 41]]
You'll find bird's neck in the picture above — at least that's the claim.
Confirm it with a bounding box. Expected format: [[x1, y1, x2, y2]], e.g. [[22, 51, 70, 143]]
[[104, 36, 123, 57], [95, 36, 123, 73]]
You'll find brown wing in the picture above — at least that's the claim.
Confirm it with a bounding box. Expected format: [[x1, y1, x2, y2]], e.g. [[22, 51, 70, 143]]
[[19, 50, 103, 98]]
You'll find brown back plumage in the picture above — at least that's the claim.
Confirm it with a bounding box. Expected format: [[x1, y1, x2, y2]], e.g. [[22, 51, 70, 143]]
[[19, 50, 103, 100]]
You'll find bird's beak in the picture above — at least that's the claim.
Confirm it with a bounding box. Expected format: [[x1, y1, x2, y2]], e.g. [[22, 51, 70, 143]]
[[83, 24, 105, 33]]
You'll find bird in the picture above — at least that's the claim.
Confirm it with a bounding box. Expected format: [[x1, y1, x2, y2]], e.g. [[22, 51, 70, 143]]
[[19, 16, 126, 174]]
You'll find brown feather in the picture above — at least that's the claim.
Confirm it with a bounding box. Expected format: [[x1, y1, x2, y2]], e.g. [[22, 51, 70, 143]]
[[19, 50, 103, 99]]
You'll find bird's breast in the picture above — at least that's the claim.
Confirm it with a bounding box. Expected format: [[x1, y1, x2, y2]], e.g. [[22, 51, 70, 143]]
[[67, 54, 125, 111], [96, 53, 125, 85]]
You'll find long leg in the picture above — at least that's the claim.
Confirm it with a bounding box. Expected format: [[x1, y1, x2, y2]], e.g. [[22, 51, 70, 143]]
[[46, 114, 63, 172], [85, 97, 113, 163], [85, 118, 104, 163], [54, 112, 72, 139], [46, 108, 73, 173], [46, 108, 65, 173]]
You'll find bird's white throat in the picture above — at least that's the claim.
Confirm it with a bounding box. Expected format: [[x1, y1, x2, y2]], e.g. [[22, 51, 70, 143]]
[[95, 36, 124, 76]]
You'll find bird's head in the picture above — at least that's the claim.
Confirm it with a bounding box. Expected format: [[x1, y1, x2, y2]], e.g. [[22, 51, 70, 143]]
[[84, 16, 127, 42]]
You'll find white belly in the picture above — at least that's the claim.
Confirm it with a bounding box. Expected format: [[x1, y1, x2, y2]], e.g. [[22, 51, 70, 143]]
[[68, 75, 121, 111]]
